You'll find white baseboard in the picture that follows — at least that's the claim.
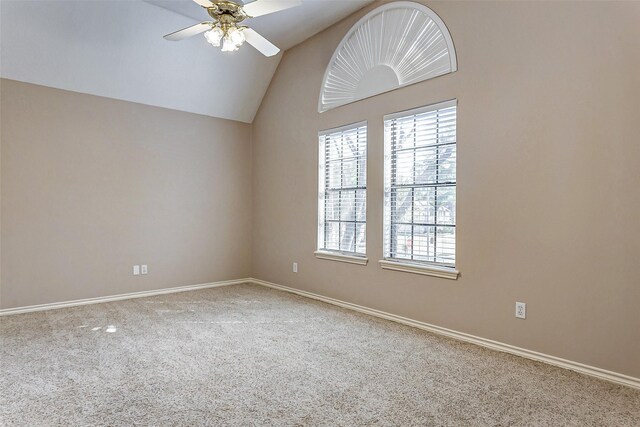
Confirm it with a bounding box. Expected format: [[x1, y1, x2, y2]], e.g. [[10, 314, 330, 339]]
[[248, 278, 640, 390], [0, 279, 250, 316], [2, 276, 637, 390]]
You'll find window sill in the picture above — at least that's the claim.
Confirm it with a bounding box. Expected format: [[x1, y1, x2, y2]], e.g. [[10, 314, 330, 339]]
[[379, 260, 459, 280], [314, 251, 368, 266]]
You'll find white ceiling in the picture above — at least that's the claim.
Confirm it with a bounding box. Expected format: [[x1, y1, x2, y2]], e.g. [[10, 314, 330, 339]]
[[0, 0, 372, 123]]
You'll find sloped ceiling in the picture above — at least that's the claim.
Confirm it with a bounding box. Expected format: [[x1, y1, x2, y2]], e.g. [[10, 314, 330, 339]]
[[0, 0, 373, 123]]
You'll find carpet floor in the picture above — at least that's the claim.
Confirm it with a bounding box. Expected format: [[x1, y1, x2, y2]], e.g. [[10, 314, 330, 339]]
[[1, 283, 638, 426]]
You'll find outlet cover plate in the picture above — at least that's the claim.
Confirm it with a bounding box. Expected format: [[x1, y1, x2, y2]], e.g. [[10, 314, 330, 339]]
[[515, 302, 526, 319]]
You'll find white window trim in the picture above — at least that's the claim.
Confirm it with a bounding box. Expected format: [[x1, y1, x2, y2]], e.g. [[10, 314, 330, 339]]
[[383, 99, 459, 273], [383, 99, 457, 121], [318, 121, 368, 138], [317, 120, 368, 259], [379, 259, 459, 280], [315, 251, 369, 266]]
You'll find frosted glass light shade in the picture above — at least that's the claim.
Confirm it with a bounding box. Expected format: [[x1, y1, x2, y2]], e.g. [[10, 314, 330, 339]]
[[228, 28, 246, 46], [319, 1, 457, 113], [221, 36, 239, 52], [204, 27, 223, 46]]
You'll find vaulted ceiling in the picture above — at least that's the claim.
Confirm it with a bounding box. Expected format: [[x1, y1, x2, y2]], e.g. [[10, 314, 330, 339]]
[[0, 0, 373, 123]]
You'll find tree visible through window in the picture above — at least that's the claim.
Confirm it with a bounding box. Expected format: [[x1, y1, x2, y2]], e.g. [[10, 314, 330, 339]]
[[384, 101, 457, 266], [318, 123, 367, 256]]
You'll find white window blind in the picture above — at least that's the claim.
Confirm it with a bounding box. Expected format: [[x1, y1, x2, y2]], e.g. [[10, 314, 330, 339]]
[[384, 100, 457, 267], [318, 123, 367, 256]]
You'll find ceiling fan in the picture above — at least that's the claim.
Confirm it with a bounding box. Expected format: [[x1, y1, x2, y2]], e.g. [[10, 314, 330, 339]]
[[164, 0, 301, 57]]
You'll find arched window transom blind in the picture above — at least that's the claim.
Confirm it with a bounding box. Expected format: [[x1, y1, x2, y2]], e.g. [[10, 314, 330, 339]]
[[384, 100, 457, 267], [318, 123, 367, 256], [318, 2, 458, 113]]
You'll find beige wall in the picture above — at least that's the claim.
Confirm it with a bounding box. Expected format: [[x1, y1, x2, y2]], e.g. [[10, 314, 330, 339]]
[[1, 79, 252, 309], [251, 1, 640, 378], [2, 1, 639, 380]]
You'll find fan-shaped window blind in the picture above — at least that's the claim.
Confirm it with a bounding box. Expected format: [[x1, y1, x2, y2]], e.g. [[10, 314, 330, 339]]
[[319, 2, 457, 113]]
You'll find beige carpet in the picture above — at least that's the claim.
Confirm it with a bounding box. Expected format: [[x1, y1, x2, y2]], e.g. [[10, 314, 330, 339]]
[[1, 283, 638, 426]]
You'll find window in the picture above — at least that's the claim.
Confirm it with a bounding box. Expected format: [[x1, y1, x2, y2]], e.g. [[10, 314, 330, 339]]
[[317, 123, 367, 261], [383, 100, 457, 272]]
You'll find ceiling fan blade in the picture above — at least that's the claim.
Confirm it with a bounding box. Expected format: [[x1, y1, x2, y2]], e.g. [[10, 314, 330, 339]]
[[243, 28, 280, 57], [192, 0, 212, 7], [164, 22, 211, 41], [243, 0, 302, 18]]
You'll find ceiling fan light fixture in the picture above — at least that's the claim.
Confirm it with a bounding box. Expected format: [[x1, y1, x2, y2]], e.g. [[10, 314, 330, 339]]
[[221, 35, 240, 52], [228, 27, 246, 46], [204, 27, 224, 46], [164, 0, 298, 57]]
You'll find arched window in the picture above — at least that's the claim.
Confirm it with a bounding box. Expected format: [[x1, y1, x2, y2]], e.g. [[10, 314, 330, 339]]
[[319, 1, 457, 113]]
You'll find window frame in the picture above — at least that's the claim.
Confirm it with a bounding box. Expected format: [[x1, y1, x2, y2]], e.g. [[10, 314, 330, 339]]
[[381, 99, 459, 279], [316, 121, 369, 265]]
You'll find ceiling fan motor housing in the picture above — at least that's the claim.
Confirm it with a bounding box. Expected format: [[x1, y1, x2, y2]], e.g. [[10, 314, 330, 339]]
[[207, 1, 248, 26]]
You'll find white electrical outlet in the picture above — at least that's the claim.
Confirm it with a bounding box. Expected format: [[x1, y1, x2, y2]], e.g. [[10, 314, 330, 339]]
[[293, 262, 298, 273], [515, 302, 526, 319], [133, 265, 140, 276], [141, 265, 148, 275]]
